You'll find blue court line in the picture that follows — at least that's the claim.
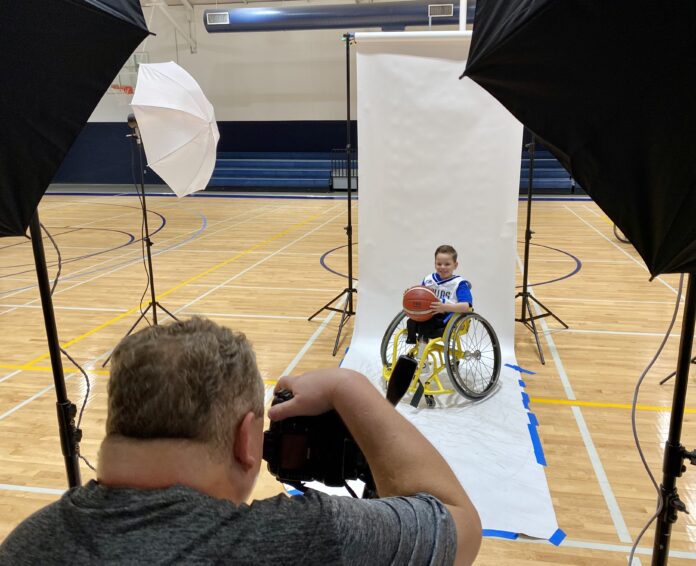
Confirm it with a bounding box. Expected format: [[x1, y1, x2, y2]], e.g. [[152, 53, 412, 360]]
[[518, 379, 526, 388], [505, 363, 536, 375]]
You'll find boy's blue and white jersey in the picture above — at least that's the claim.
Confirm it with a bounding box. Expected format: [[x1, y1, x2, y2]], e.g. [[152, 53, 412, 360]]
[[422, 273, 473, 306]]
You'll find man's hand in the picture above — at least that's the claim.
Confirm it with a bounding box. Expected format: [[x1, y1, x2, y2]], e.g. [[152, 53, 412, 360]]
[[268, 368, 361, 421]]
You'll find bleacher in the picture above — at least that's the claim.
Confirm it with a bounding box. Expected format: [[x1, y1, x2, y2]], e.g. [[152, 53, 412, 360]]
[[207, 146, 580, 194], [519, 147, 581, 193], [208, 152, 333, 191]]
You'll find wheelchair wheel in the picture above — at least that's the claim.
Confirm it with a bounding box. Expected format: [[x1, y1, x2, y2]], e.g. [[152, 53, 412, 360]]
[[444, 312, 501, 399], [380, 311, 411, 371]]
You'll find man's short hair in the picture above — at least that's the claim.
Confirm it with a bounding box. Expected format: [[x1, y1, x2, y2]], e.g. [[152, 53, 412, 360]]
[[107, 317, 263, 454], [435, 244, 458, 262]]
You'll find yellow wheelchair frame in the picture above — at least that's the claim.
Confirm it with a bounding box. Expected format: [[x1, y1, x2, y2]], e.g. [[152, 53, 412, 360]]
[[380, 310, 501, 407]]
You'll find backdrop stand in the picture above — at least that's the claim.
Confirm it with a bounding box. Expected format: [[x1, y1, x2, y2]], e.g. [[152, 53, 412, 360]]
[[29, 212, 81, 488], [652, 273, 696, 565], [516, 136, 568, 364], [308, 32, 357, 356], [103, 120, 177, 367]]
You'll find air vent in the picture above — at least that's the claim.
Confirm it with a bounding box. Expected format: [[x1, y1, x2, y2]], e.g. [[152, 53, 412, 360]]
[[206, 12, 230, 25], [428, 4, 454, 17]]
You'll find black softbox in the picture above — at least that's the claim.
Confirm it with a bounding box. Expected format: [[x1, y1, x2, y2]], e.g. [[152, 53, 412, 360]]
[[0, 0, 149, 236], [463, 0, 696, 278], [0, 0, 149, 486]]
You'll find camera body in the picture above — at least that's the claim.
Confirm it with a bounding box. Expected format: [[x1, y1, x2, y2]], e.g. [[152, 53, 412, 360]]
[[262, 356, 416, 491], [262, 390, 370, 487]]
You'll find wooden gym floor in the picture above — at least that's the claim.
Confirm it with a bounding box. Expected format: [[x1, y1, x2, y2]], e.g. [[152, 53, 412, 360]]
[[0, 190, 694, 565]]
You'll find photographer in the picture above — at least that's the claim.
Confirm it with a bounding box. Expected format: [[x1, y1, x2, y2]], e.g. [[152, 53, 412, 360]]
[[0, 317, 481, 565]]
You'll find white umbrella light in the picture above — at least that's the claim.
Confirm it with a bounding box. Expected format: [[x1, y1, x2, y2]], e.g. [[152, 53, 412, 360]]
[[131, 61, 219, 197]]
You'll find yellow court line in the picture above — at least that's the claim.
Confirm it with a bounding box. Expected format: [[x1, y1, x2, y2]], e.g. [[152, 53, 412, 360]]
[[23, 210, 327, 367], [0, 363, 110, 376], [530, 396, 696, 413], [1, 364, 276, 386], [3, 364, 689, 413]]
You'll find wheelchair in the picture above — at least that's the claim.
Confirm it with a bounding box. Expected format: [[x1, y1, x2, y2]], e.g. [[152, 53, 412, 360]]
[[380, 310, 501, 407]]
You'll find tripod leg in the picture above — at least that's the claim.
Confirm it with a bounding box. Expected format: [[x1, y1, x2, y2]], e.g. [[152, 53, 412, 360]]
[[154, 302, 179, 322], [309, 290, 347, 321], [528, 294, 569, 329], [526, 298, 546, 365], [332, 295, 353, 356], [101, 303, 153, 367]]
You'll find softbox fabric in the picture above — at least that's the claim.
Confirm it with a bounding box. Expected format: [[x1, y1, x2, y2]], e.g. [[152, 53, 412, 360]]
[[0, 1, 149, 237], [464, 0, 696, 276]]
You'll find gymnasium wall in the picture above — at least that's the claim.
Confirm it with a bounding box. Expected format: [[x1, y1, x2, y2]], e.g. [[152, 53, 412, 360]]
[[54, 2, 445, 183]]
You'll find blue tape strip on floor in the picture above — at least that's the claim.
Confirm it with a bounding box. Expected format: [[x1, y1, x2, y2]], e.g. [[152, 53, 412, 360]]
[[482, 529, 519, 540], [521, 392, 530, 410], [505, 363, 536, 375], [528, 412, 539, 427], [518, 379, 526, 388], [483, 528, 566, 546], [527, 422, 547, 466], [548, 528, 567, 546]]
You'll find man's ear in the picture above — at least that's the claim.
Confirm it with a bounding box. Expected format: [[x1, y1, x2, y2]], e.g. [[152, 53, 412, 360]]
[[234, 411, 259, 472]]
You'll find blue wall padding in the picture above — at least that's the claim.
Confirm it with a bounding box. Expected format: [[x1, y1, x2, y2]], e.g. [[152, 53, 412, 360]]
[[53, 120, 357, 184]]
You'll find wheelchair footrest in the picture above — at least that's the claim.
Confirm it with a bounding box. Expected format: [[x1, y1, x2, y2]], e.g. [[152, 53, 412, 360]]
[[411, 380, 425, 408]]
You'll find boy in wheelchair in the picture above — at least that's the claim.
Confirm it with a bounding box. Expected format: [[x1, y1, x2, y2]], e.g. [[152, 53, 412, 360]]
[[406, 244, 473, 345]]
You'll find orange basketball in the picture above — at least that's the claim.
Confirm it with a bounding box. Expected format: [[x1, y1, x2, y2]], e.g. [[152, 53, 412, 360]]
[[402, 286, 438, 322]]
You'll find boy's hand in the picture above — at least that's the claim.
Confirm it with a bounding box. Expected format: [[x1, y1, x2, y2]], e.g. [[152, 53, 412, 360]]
[[430, 301, 448, 314]]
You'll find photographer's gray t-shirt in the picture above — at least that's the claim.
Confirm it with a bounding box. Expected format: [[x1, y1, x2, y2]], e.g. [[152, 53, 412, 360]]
[[0, 480, 456, 565]]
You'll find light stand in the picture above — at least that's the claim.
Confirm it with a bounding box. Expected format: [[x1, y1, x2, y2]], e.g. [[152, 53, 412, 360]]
[[652, 273, 696, 565], [308, 33, 357, 356], [29, 211, 81, 487], [516, 136, 568, 364], [103, 115, 177, 366]]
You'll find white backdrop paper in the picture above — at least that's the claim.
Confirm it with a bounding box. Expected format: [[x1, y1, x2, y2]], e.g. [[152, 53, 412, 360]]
[[340, 32, 559, 540]]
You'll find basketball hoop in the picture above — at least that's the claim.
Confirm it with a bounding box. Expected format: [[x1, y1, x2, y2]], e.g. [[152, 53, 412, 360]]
[[108, 83, 135, 95]]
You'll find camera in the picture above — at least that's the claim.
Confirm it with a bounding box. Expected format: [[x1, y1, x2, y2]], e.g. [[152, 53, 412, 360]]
[[262, 355, 417, 492], [262, 389, 370, 487]]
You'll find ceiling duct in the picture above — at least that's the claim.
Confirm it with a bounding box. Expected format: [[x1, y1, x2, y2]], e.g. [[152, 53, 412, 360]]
[[204, 1, 472, 33]]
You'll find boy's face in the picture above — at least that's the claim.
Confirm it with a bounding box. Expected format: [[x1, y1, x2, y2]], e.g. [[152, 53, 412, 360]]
[[434, 252, 458, 279]]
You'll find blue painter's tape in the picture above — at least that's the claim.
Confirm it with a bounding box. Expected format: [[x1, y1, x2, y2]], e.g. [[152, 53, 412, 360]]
[[528, 423, 547, 466], [338, 346, 350, 367], [505, 363, 536, 375], [482, 529, 519, 540], [528, 412, 539, 427], [548, 528, 567, 546], [518, 379, 526, 388], [521, 392, 530, 410]]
